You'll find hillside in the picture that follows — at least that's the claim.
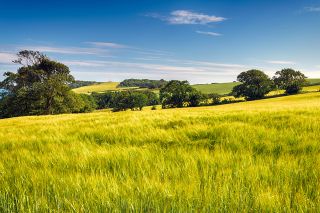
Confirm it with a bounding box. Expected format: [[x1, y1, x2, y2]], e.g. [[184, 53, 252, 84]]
[[307, 78, 320, 85], [192, 82, 240, 95], [1, 92, 320, 211], [72, 82, 121, 93]]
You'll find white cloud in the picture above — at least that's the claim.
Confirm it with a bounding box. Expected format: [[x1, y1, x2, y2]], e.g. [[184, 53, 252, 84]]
[[148, 10, 226, 25], [304, 6, 320, 12], [85, 42, 127, 48], [196, 31, 222, 36], [0, 52, 16, 64], [169, 10, 225, 25], [267, 60, 296, 65]]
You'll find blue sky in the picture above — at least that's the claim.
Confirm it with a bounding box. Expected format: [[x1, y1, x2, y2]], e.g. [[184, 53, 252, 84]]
[[0, 0, 319, 83]]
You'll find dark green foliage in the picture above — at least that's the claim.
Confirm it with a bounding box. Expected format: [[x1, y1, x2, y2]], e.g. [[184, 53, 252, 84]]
[[112, 91, 148, 112], [127, 92, 148, 111], [92, 92, 114, 109], [0, 50, 94, 118], [112, 92, 130, 112], [141, 90, 160, 105], [69, 80, 98, 89], [92, 90, 159, 110], [208, 93, 221, 105], [151, 105, 157, 110], [160, 80, 203, 108], [273, 69, 307, 94], [189, 90, 205, 107], [232, 70, 274, 100], [119, 79, 167, 89], [77, 94, 97, 113]]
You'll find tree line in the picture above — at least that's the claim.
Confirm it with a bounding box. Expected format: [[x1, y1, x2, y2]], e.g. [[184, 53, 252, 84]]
[[119, 79, 168, 89], [0, 50, 309, 118]]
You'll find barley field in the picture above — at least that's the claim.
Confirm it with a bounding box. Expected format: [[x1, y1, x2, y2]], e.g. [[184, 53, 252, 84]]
[[0, 92, 320, 212]]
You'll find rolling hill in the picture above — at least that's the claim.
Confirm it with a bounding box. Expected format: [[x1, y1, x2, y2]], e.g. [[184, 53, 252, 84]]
[[1, 91, 320, 211], [72, 82, 139, 94], [192, 82, 240, 95]]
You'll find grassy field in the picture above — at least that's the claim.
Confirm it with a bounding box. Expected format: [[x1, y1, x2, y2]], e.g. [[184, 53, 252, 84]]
[[0, 91, 320, 211], [307, 78, 320, 85], [192, 82, 240, 95]]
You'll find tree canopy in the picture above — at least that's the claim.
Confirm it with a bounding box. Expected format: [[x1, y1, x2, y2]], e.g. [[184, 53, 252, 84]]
[[232, 70, 274, 100], [0, 50, 94, 118], [160, 80, 203, 108], [273, 68, 307, 94]]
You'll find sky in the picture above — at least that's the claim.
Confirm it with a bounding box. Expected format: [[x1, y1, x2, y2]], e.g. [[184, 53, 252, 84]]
[[0, 0, 319, 84]]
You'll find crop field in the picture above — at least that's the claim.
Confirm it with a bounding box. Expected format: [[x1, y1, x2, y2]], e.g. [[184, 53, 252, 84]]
[[0, 92, 320, 211], [72, 82, 139, 94]]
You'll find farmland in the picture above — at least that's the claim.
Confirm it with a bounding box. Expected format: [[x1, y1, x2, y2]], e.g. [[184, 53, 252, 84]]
[[0, 91, 320, 211]]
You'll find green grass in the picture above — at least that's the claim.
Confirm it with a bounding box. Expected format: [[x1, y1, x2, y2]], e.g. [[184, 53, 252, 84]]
[[1, 92, 320, 211], [307, 78, 320, 85], [192, 82, 240, 95]]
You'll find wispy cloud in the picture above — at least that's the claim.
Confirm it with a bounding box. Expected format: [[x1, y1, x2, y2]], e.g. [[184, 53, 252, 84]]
[[20, 46, 109, 55], [267, 60, 296, 65], [147, 10, 226, 25], [0, 52, 16, 64], [196, 31, 222, 36], [304, 6, 320, 12], [63, 59, 248, 77], [85, 42, 127, 48]]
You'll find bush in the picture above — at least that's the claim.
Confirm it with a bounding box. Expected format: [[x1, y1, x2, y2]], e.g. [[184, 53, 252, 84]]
[[208, 93, 221, 105]]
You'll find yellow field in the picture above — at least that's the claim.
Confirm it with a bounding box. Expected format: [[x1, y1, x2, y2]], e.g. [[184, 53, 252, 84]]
[[72, 82, 141, 94], [0, 92, 320, 211]]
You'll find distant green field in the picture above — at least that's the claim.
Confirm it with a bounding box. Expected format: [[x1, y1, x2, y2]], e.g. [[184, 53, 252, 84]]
[[1, 92, 320, 211], [192, 82, 240, 95], [307, 78, 320, 85]]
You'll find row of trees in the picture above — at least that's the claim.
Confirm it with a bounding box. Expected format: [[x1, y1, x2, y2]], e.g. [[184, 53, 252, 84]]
[[92, 90, 159, 111], [119, 79, 168, 89], [232, 69, 306, 100]]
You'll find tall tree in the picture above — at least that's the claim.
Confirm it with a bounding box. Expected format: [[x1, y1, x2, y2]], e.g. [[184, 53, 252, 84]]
[[160, 80, 195, 108], [0, 50, 89, 118], [273, 68, 306, 94], [232, 70, 273, 100]]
